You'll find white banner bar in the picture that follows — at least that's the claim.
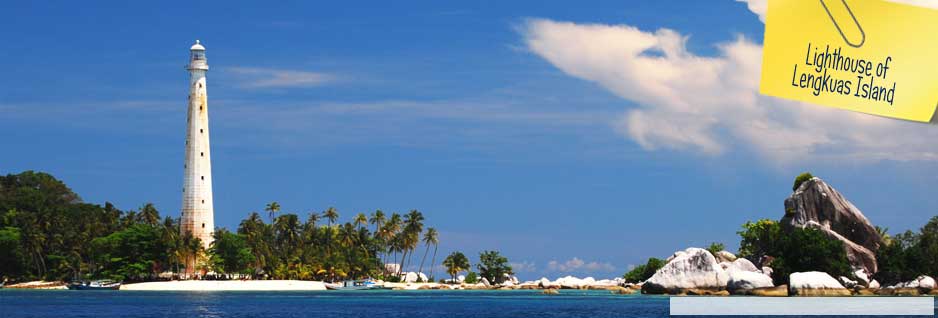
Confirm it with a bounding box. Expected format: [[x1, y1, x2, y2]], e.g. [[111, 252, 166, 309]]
[[670, 297, 934, 316]]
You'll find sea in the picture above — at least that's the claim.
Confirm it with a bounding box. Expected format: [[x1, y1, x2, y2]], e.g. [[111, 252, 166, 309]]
[[0, 289, 935, 318]]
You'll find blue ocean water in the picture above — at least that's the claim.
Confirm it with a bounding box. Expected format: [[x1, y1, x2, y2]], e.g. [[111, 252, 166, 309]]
[[1, 289, 935, 318]]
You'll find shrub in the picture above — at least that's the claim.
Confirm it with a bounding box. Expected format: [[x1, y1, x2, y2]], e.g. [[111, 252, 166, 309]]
[[706, 242, 725, 256], [623, 257, 665, 283], [792, 172, 814, 192], [465, 271, 479, 284], [769, 227, 853, 285]]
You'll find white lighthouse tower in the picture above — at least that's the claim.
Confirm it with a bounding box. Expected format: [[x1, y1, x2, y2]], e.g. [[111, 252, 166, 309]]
[[180, 40, 215, 254]]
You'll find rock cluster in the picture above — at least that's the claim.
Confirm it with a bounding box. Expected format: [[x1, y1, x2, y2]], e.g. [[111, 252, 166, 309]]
[[781, 177, 882, 274], [641, 248, 773, 295]]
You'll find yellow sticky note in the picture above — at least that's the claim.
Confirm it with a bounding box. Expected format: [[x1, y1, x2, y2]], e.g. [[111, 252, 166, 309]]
[[760, 0, 938, 122]]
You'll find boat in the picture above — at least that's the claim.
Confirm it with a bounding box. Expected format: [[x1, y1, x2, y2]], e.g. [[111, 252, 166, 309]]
[[67, 280, 121, 290], [325, 280, 390, 290]]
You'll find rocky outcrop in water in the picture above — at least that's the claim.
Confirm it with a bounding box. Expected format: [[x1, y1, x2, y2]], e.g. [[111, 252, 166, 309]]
[[781, 177, 882, 274]]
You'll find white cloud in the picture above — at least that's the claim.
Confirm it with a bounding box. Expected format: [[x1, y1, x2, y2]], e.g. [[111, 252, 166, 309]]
[[546, 257, 616, 273], [227, 67, 335, 88], [510, 261, 538, 273], [520, 8, 938, 163]]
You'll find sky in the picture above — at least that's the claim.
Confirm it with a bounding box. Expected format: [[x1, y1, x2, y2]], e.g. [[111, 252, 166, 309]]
[[3, 0, 938, 280]]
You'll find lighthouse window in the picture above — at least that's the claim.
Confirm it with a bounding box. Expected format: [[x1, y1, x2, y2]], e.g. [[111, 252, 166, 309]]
[[200, 129, 203, 133], [200, 152, 204, 157], [201, 176, 204, 180], [202, 223, 205, 228], [201, 199, 205, 204]]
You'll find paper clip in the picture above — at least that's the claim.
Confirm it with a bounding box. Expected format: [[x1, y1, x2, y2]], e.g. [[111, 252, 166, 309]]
[[819, 0, 866, 48]]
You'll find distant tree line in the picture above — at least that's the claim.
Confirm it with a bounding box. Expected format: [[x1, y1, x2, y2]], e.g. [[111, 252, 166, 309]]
[[0, 171, 447, 283]]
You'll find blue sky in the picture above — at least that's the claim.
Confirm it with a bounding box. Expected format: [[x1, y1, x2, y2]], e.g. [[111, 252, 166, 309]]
[[3, 0, 938, 280]]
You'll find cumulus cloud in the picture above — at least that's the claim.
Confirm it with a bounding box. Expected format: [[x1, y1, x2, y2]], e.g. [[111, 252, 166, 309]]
[[228, 67, 335, 88], [520, 3, 938, 163], [546, 257, 616, 273]]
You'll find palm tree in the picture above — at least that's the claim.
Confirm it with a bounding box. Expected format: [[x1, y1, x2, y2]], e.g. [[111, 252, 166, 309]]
[[354, 213, 368, 230], [442, 251, 469, 283], [323, 207, 339, 227], [400, 210, 424, 275], [139, 203, 161, 226], [419, 227, 438, 279], [265, 202, 281, 223], [876, 226, 893, 246], [274, 214, 302, 263], [238, 212, 268, 277], [369, 210, 386, 233]]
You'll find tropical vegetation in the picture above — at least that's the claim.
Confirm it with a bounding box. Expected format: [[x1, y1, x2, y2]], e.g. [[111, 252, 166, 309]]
[[0, 171, 447, 283]]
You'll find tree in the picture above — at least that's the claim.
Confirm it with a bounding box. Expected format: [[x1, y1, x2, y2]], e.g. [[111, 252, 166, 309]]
[[0, 227, 26, 280], [792, 172, 814, 191], [737, 219, 782, 266], [138, 203, 161, 226], [419, 227, 439, 280], [354, 213, 367, 230], [369, 210, 386, 233], [442, 251, 470, 283], [209, 228, 254, 276], [399, 210, 424, 275], [875, 217, 938, 285], [323, 207, 339, 226], [622, 257, 664, 283], [265, 202, 281, 223], [769, 227, 853, 285], [737, 218, 851, 285], [477, 250, 512, 284]]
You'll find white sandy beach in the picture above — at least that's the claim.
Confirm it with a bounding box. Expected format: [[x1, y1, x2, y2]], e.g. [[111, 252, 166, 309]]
[[121, 280, 327, 291]]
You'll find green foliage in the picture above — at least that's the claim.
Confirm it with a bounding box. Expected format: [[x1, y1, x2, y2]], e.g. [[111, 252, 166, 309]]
[[622, 257, 664, 283], [464, 271, 479, 284], [874, 217, 938, 285], [737, 219, 782, 264], [442, 251, 470, 282], [769, 227, 853, 285], [737, 218, 851, 285], [706, 242, 725, 256], [91, 224, 171, 281], [209, 228, 254, 275], [0, 227, 26, 279], [477, 250, 512, 284], [0, 170, 442, 283], [792, 172, 814, 192]]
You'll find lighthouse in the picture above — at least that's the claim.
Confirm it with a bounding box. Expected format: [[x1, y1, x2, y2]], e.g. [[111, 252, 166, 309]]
[[180, 40, 215, 252]]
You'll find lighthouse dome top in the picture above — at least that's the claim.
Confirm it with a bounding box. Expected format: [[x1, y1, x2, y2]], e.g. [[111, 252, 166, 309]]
[[190, 40, 205, 51]]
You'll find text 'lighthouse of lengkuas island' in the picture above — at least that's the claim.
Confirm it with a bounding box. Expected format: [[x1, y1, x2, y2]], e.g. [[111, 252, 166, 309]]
[[180, 40, 215, 260]]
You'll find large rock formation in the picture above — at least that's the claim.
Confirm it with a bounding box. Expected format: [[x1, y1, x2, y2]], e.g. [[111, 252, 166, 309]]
[[781, 177, 882, 273], [642, 248, 728, 294]]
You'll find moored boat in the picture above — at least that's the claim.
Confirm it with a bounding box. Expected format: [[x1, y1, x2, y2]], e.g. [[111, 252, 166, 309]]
[[67, 280, 121, 290], [325, 280, 390, 290]]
